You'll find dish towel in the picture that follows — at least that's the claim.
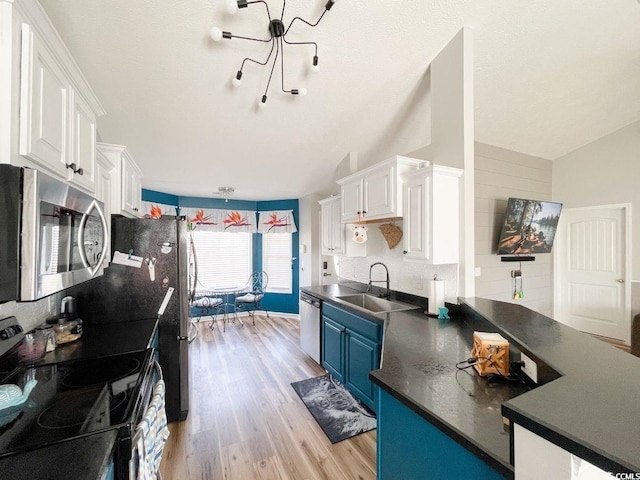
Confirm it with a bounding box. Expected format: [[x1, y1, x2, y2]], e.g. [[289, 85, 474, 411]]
[[135, 380, 170, 480]]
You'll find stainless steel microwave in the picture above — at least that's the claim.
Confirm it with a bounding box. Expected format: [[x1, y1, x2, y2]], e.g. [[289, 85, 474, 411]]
[[0, 165, 109, 302]]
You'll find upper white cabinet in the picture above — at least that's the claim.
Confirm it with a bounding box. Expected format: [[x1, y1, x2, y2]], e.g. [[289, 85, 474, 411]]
[[402, 164, 462, 264], [69, 87, 97, 192], [97, 143, 143, 218], [319, 195, 367, 257], [19, 24, 69, 178], [337, 156, 424, 223], [122, 149, 143, 216], [3, 1, 104, 193], [319, 196, 345, 255], [95, 148, 115, 266]]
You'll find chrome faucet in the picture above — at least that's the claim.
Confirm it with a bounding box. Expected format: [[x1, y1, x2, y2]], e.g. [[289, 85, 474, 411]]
[[368, 262, 390, 300]]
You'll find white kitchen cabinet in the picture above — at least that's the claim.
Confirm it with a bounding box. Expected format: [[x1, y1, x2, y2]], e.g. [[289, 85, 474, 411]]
[[95, 148, 114, 266], [402, 164, 462, 264], [319, 196, 367, 257], [337, 156, 424, 223], [68, 88, 97, 192], [19, 23, 68, 178], [96, 143, 144, 218], [122, 150, 143, 216], [17, 18, 103, 193], [319, 196, 345, 255]]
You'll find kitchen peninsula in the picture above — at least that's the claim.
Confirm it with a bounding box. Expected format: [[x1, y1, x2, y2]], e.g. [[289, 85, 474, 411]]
[[302, 284, 640, 479]]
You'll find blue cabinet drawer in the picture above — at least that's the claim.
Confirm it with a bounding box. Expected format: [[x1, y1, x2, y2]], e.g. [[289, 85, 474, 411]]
[[323, 302, 382, 342]]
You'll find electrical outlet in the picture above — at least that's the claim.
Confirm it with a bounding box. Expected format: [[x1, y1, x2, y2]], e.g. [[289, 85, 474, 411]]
[[520, 352, 538, 384]]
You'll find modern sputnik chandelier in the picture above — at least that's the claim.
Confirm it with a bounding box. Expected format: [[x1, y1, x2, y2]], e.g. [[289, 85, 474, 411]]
[[210, 0, 337, 107]]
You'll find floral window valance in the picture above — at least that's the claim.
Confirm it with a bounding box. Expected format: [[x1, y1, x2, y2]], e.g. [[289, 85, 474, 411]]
[[258, 210, 297, 234], [141, 201, 177, 219], [182, 207, 257, 233]]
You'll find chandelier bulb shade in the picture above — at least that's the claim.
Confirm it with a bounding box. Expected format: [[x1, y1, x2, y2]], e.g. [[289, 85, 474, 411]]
[[259, 95, 268, 108], [210, 27, 223, 42], [226, 0, 239, 14], [213, 0, 337, 104]]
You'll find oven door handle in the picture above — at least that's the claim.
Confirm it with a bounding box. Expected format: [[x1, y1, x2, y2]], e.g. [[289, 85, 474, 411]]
[[153, 359, 164, 381]]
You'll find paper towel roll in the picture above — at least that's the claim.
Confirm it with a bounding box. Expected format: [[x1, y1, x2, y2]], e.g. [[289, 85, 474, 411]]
[[427, 279, 446, 315]]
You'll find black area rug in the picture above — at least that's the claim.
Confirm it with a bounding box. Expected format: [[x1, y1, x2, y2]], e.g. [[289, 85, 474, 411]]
[[290, 374, 376, 444]]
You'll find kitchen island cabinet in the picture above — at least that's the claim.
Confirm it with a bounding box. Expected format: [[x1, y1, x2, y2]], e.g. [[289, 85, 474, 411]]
[[302, 284, 640, 479]]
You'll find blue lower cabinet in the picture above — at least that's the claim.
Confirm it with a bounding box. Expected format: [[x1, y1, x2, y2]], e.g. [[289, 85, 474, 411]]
[[321, 303, 382, 411], [346, 330, 379, 408], [322, 316, 345, 383], [376, 387, 507, 480]]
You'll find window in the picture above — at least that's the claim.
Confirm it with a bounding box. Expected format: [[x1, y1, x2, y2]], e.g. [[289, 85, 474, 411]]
[[190, 231, 252, 291], [262, 233, 292, 294]]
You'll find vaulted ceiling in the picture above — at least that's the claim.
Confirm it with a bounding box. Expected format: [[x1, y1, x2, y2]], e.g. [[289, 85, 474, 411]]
[[39, 0, 640, 200]]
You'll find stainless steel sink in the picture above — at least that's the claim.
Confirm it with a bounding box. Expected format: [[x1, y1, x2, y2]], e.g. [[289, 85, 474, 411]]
[[335, 294, 420, 314]]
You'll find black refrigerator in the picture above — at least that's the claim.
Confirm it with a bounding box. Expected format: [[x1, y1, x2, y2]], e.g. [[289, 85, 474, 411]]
[[72, 216, 191, 422]]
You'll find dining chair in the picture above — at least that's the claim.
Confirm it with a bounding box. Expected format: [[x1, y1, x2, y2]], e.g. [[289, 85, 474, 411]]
[[234, 271, 269, 323], [191, 294, 224, 330]]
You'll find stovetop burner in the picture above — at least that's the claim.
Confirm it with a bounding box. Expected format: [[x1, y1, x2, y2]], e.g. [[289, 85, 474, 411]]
[[62, 357, 141, 388], [37, 387, 128, 429], [0, 349, 152, 456]]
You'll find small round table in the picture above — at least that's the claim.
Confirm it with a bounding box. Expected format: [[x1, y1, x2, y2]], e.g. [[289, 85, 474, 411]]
[[206, 286, 247, 331]]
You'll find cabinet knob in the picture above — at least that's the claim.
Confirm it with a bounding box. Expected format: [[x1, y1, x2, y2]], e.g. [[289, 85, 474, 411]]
[[363, 210, 367, 214], [403, 250, 408, 254], [65, 163, 83, 175], [133, 208, 139, 212]]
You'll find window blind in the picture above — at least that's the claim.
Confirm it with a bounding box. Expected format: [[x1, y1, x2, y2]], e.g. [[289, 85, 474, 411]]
[[262, 233, 292, 294], [191, 231, 252, 291]]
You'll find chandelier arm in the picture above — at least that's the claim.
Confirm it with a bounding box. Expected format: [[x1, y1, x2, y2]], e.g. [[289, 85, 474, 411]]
[[282, 37, 318, 58], [247, 0, 272, 22], [280, 37, 291, 93], [283, 9, 327, 37], [228, 33, 271, 43], [263, 37, 280, 97], [281, 0, 286, 21], [240, 37, 276, 72]]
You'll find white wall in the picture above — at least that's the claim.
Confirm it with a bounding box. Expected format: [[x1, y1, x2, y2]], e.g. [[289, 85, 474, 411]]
[[298, 193, 323, 288], [474, 142, 554, 316], [335, 223, 458, 301], [552, 120, 640, 321]]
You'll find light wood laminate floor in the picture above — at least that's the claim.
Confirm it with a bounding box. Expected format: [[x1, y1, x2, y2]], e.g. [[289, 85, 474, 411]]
[[159, 314, 376, 480]]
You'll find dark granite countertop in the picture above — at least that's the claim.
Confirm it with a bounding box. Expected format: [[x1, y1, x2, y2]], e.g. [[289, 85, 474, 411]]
[[35, 318, 158, 365], [464, 297, 640, 474], [0, 430, 118, 480], [302, 285, 640, 476], [3, 318, 159, 479]]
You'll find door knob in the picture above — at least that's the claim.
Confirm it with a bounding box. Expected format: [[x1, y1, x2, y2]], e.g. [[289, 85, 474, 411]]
[[617, 278, 625, 283]]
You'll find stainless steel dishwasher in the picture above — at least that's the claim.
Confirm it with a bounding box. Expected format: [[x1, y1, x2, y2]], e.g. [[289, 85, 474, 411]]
[[299, 291, 321, 363]]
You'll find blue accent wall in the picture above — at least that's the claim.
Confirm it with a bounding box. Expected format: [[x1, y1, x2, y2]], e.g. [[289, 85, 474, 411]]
[[142, 189, 299, 315], [142, 189, 179, 212], [257, 200, 300, 315]]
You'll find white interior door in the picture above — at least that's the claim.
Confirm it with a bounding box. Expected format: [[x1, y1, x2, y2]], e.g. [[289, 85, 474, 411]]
[[554, 205, 630, 343]]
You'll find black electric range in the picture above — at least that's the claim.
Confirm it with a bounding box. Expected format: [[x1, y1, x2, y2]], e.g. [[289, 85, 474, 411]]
[[0, 316, 156, 478]]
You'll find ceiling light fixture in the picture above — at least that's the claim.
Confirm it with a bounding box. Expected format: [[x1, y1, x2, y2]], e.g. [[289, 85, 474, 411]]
[[211, 0, 337, 107], [218, 186, 235, 202]]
